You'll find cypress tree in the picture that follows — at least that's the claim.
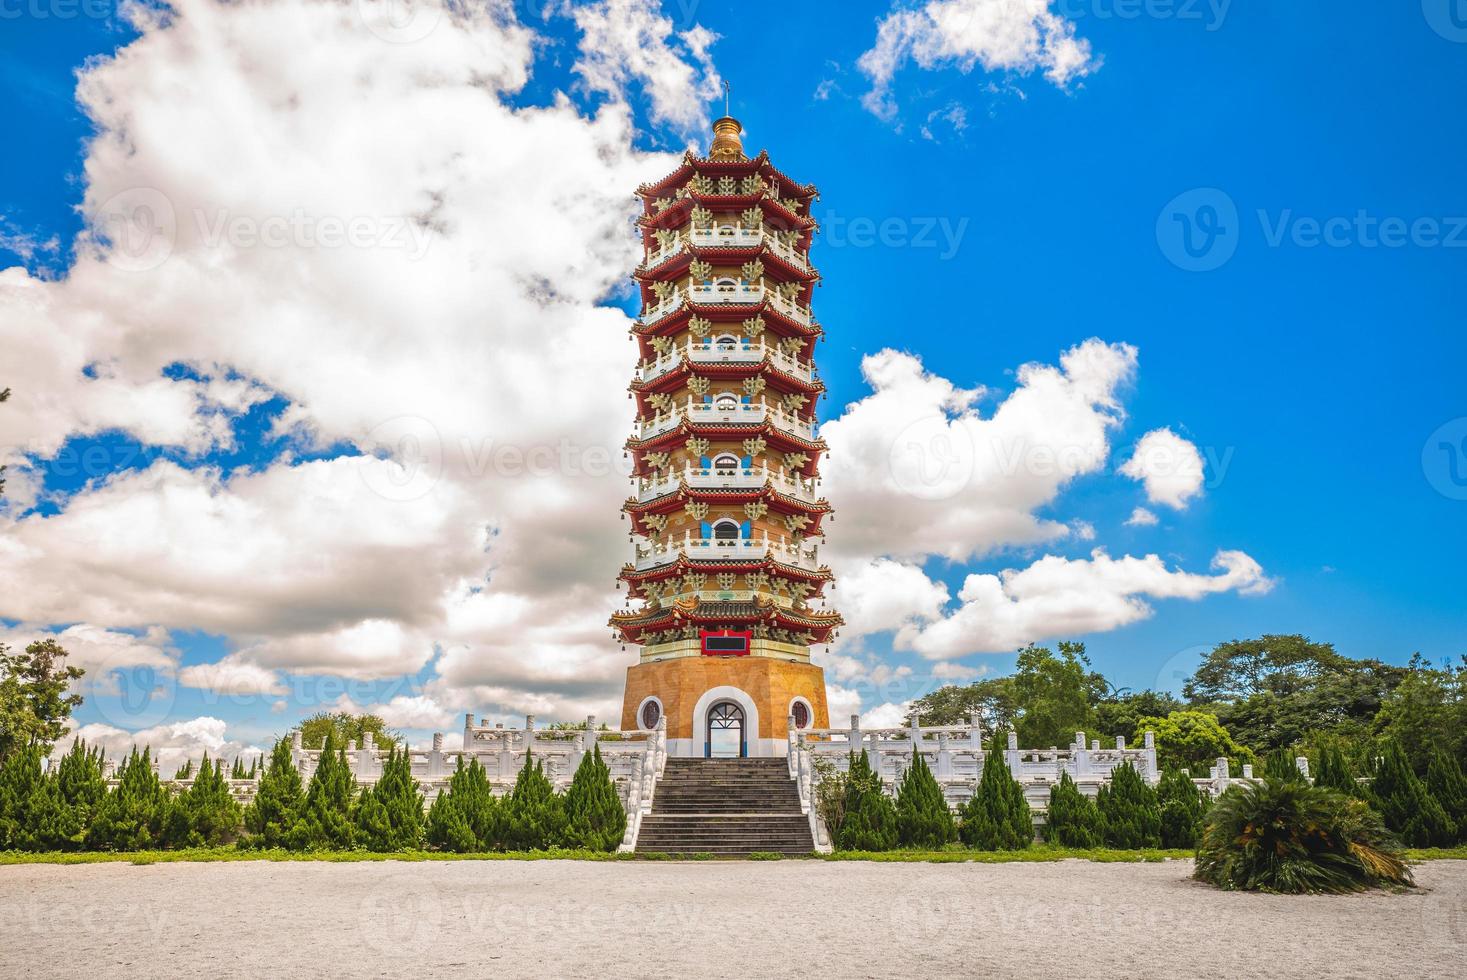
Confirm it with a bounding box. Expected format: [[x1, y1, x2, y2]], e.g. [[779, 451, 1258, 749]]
[[355, 746, 424, 852], [1156, 768, 1207, 849], [297, 731, 356, 850], [1097, 762, 1162, 849], [958, 740, 1032, 851], [563, 744, 627, 852], [501, 750, 565, 851], [230, 758, 248, 781], [243, 738, 306, 849], [87, 747, 170, 851], [1425, 748, 1467, 844], [836, 750, 897, 852], [894, 749, 955, 848], [1263, 747, 1306, 783], [427, 756, 498, 853], [1371, 741, 1455, 847], [166, 755, 242, 848], [1313, 743, 1362, 797], [53, 739, 105, 846], [1044, 771, 1104, 848], [0, 744, 75, 851], [173, 760, 194, 780]]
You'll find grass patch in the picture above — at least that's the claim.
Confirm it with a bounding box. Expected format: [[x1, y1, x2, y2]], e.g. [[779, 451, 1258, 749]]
[[817, 845, 1195, 864], [1404, 846, 1467, 862]]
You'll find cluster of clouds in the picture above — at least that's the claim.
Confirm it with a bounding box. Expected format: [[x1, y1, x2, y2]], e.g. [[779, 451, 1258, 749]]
[[0, 0, 1261, 763]]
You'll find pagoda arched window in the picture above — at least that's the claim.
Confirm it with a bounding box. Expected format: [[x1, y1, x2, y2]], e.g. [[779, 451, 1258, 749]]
[[711, 519, 741, 541], [712, 392, 740, 410], [712, 453, 740, 473], [713, 334, 740, 349]]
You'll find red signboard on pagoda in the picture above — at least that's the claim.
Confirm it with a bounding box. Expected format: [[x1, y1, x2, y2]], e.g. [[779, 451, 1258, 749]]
[[700, 629, 752, 657]]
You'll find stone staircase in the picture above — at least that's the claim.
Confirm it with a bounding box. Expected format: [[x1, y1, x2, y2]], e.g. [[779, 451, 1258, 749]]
[[635, 757, 814, 857]]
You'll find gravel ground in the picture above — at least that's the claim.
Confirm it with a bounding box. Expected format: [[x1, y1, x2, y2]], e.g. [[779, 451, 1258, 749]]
[[1, 858, 1463, 979]]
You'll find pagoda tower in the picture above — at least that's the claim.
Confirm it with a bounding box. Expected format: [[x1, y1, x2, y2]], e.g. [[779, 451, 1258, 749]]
[[613, 115, 842, 758]]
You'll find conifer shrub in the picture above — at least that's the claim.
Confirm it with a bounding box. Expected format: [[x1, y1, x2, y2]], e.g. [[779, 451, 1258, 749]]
[[836, 750, 897, 852], [1425, 748, 1467, 844], [1196, 778, 1412, 893], [958, 740, 1031, 851], [296, 732, 356, 850], [426, 756, 499, 853], [0, 744, 78, 851], [243, 738, 306, 849], [1096, 762, 1161, 849], [1043, 771, 1103, 848], [562, 745, 627, 852], [87, 747, 170, 851], [230, 758, 249, 781], [173, 760, 194, 780], [166, 755, 242, 847], [894, 749, 956, 848], [500, 750, 566, 851], [1370, 741, 1456, 847], [1263, 747, 1306, 783], [54, 739, 105, 838], [355, 746, 425, 852], [1312, 742, 1362, 797], [1156, 768, 1207, 849]]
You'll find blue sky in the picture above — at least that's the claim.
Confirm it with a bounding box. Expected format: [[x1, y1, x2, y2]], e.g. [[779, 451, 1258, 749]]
[[2, 0, 1464, 756]]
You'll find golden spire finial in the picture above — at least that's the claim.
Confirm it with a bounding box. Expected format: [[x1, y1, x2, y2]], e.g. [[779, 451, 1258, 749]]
[[709, 81, 745, 160]]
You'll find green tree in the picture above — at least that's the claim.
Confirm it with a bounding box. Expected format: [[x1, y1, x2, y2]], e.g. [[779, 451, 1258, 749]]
[[894, 749, 955, 849], [297, 712, 400, 752], [562, 744, 627, 852], [355, 746, 424, 852], [0, 639, 85, 763], [958, 739, 1032, 851], [1157, 768, 1207, 849], [1135, 710, 1255, 776], [166, 754, 241, 847], [54, 738, 106, 831], [836, 751, 897, 852], [500, 750, 565, 851], [230, 757, 249, 780], [1183, 635, 1408, 753], [1375, 658, 1462, 773], [1369, 741, 1455, 847], [1097, 762, 1161, 849], [1094, 690, 1183, 742], [297, 732, 356, 850], [1044, 771, 1103, 848], [1263, 747, 1306, 783], [908, 677, 1019, 730], [243, 738, 306, 849], [173, 760, 195, 780], [1010, 643, 1104, 749], [0, 743, 78, 851], [87, 747, 170, 851], [1425, 748, 1467, 845], [1311, 742, 1362, 798], [427, 756, 499, 853]]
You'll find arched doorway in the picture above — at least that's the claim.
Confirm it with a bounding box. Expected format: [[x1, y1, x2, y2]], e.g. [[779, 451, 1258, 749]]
[[705, 701, 746, 758]]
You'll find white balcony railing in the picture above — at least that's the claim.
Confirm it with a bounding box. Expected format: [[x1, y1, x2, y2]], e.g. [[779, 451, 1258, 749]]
[[633, 530, 822, 571], [687, 282, 813, 325], [633, 396, 817, 441], [636, 338, 816, 384], [635, 463, 820, 504], [640, 289, 686, 323], [686, 226, 812, 272]]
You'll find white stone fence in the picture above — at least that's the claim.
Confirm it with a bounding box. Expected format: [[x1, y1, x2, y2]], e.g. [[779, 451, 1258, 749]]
[[124, 714, 669, 852], [785, 714, 1160, 852]]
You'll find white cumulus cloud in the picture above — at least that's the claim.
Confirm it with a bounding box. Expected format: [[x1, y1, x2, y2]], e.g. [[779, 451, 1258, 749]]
[[1119, 427, 1206, 509]]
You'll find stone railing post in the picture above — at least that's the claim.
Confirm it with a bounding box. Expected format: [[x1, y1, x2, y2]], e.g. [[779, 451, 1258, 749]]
[[1216, 756, 1231, 795], [969, 712, 983, 753], [849, 714, 863, 761], [1143, 731, 1159, 783], [787, 715, 799, 774], [1005, 730, 1020, 774], [428, 733, 445, 778], [1072, 732, 1089, 779], [936, 732, 952, 780], [1295, 756, 1310, 780]]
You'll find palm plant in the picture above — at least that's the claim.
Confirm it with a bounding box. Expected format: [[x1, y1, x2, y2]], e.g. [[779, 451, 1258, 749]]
[[1195, 778, 1412, 894]]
